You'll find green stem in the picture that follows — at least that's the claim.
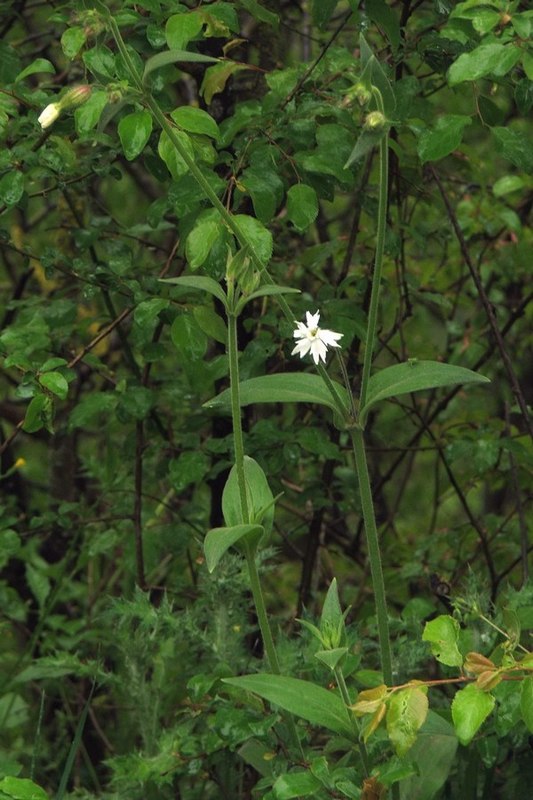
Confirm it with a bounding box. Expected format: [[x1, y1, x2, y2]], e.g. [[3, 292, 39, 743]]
[[227, 311, 250, 523], [359, 93, 388, 412], [351, 427, 393, 685], [334, 665, 370, 776]]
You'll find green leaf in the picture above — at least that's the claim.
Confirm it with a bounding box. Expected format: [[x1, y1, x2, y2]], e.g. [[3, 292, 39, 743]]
[[193, 305, 227, 345], [233, 215, 273, 265], [386, 686, 429, 756], [360, 34, 396, 116], [83, 45, 116, 80], [15, 58, 55, 83], [241, 167, 284, 223], [521, 676, 533, 733], [360, 361, 490, 424], [200, 62, 247, 104], [74, 90, 107, 134], [365, 0, 400, 53], [0, 171, 24, 206], [186, 218, 221, 269], [422, 615, 463, 668], [60, 27, 87, 59], [117, 386, 153, 421], [286, 184, 319, 231], [222, 674, 354, 738], [158, 129, 194, 179], [68, 393, 116, 430], [166, 12, 203, 50], [314, 648, 349, 671], [234, 285, 300, 315], [451, 684, 495, 746], [492, 175, 525, 197], [204, 373, 349, 416], [238, 0, 279, 30], [204, 524, 264, 571], [26, 563, 50, 608], [491, 127, 533, 173], [399, 711, 458, 800], [170, 314, 208, 360], [272, 770, 322, 799], [0, 777, 48, 800], [118, 111, 153, 161], [222, 456, 275, 536], [448, 44, 522, 86], [418, 115, 471, 163], [142, 49, 219, 85], [311, 0, 338, 29], [171, 106, 220, 139], [39, 371, 69, 400], [344, 125, 388, 168], [169, 451, 210, 493], [22, 395, 49, 433], [133, 298, 169, 329], [321, 579, 345, 643], [161, 275, 228, 306]]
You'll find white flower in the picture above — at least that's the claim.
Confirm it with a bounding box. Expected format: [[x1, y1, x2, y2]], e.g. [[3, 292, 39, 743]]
[[37, 102, 61, 129], [291, 310, 343, 365]]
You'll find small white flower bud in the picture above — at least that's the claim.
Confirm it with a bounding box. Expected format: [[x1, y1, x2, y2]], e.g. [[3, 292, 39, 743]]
[[37, 103, 61, 129]]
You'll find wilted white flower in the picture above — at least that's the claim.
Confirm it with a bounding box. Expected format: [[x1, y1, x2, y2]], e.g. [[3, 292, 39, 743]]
[[37, 102, 61, 129], [291, 310, 343, 365]]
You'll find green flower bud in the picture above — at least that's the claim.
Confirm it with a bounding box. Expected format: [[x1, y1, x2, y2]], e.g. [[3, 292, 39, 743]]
[[364, 111, 387, 131]]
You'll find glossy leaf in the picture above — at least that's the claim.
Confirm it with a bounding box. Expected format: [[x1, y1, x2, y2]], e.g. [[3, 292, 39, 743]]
[[158, 129, 194, 179], [74, 90, 107, 134], [204, 373, 349, 416], [60, 27, 86, 59], [200, 62, 247, 104], [0, 776, 48, 800], [204, 524, 264, 571], [39, 371, 69, 400], [233, 214, 273, 265], [451, 684, 495, 745], [118, 111, 153, 161], [165, 12, 203, 50], [15, 58, 55, 83], [360, 361, 490, 423], [222, 674, 354, 738], [171, 106, 220, 139], [272, 771, 321, 799]]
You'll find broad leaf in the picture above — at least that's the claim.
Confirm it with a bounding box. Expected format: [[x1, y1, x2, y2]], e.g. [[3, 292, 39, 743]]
[[118, 111, 153, 161], [448, 43, 521, 86], [386, 685, 429, 756], [422, 615, 463, 668], [360, 361, 489, 423], [204, 373, 349, 416], [39, 371, 69, 400], [418, 115, 471, 163], [0, 776, 48, 800], [171, 106, 220, 139], [204, 524, 264, 572], [222, 674, 354, 739], [451, 684, 495, 745], [400, 711, 458, 800], [15, 58, 55, 83], [286, 184, 319, 231]]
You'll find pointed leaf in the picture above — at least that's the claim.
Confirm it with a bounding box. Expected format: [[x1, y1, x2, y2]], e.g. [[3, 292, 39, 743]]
[[118, 111, 153, 160], [204, 524, 264, 572], [15, 58, 55, 83], [451, 684, 495, 745], [171, 106, 220, 139], [235, 285, 300, 314], [160, 275, 227, 307], [204, 373, 349, 416], [143, 49, 218, 84], [222, 674, 354, 738], [314, 647, 348, 671], [286, 184, 319, 231], [361, 361, 489, 423]]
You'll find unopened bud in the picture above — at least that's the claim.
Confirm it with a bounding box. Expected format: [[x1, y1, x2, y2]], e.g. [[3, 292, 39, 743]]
[[364, 111, 387, 131], [342, 82, 372, 108], [60, 85, 92, 110], [38, 102, 61, 129]]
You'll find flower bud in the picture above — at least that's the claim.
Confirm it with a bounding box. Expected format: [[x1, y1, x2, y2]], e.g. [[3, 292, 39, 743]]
[[60, 85, 92, 110], [38, 103, 61, 129], [364, 111, 387, 131], [342, 82, 372, 108]]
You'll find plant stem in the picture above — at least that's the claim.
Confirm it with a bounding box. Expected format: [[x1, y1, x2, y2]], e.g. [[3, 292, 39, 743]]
[[227, 311, 250, 524], [351, 427, 393, 685], [359, 93, 388, 412], [334, 665, 370, 776]]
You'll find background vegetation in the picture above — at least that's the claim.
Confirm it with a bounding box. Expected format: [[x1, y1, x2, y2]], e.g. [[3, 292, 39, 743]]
[[0, 1, 532, 798]]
